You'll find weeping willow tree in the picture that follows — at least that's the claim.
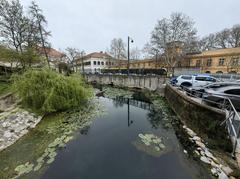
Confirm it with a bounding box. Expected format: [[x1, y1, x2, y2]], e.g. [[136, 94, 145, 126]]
[[11, 69, 93, 113]]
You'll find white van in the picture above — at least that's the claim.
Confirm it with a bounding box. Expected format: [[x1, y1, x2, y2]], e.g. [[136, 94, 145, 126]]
[[176, 75, 219, 87]]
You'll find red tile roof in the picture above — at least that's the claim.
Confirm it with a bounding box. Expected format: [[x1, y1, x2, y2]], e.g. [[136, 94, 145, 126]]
[[84, 52, 112, 59], [37, 47, 65, 58]]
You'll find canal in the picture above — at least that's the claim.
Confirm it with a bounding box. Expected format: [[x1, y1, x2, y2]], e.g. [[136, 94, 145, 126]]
[[0, 90, 211, 179]]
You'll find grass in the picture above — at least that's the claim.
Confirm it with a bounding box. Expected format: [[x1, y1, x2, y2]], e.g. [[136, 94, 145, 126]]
[[0, 81, 11, 96]]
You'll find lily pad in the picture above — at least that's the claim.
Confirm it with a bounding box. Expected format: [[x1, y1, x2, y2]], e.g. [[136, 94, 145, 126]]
[[132, 133, 167, 157]]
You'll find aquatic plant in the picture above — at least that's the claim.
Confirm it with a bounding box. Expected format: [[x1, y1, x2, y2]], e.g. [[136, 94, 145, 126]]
[[103, 86, 134, 99], [11, 69, 93, 114], [9, 99, 105, 179], [133, 133, 167, 157]]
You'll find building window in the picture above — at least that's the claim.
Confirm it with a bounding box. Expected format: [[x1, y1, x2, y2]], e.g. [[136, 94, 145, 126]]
[[196, 60, 201, 67], [94, 61, 96, 65], [207, 59, 212, 67], [106, 62, 108, 65], [219, 58, 225, 66], [84, 61, 91, 66], [177, 61, 181, 67], [98, 61, 100, 65], [101, 62, 104, 65], [232, 57, 239, 66]]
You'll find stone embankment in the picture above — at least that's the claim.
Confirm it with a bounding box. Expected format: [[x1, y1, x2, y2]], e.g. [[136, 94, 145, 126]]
[[0, 93, 42, 152], [183, 124, 234, 179]]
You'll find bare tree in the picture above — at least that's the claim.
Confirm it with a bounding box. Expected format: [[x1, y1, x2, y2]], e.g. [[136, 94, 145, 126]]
[[150, 12, 197, 73], [199, 24, 240, 50], [65, 47, 81, 72], [215, 29, 231, 48], [109, 38, 126, 59], [198, 33, 217, 51], [130, 47, 141, 60], [228, 25, 240, 48], [0, 0, 29, 67], [29, 1, 51, 68]]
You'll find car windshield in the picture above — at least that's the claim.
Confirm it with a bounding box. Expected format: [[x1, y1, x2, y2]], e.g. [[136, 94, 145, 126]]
[[181, 75, 192, 80]]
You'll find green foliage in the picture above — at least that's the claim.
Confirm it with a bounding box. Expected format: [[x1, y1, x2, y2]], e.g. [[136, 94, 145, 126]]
[[0, 81, 11, 96], [11, 69, 92, 113], [0, 45, 42, 67], [0, 45, 18, 62]]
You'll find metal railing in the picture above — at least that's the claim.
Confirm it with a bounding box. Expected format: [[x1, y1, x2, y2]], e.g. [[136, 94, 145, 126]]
[[221, 98, 240, 156], [173, 84, 240, 156]]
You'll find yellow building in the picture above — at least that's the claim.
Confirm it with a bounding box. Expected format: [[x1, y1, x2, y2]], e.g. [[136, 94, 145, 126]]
[[105, 46, 240, 75], [186, 47, 240, 74]]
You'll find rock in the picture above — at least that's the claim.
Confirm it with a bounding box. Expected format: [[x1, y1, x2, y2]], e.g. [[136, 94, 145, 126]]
[[205, 150, 214, 159], [211, 168, 219, 177], [3, 131, 12, 138], [210, 160, 219, 168], [221, 166, 233, 176], [200, 150, 205, 156], [192, 136, 201, 142], [194, 150, 200, 156], [218, 171, 229, 179], [196, 141, 206, 149], [183, 125, 187, 129], [183, 150, 188, 154], [200, 156, 211, 164], [186, 128, 197, 137], [2, 122, 8, 128]]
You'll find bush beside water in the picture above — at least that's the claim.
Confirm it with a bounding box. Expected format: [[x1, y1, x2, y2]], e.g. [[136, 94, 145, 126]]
[[11, 69, 92, 114]]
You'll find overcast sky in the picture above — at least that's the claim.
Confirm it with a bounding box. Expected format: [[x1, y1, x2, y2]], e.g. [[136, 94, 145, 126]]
[[20, 0, 240, 54]]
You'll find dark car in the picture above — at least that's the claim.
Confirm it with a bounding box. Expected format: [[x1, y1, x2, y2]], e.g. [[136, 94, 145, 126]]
[[203, 86, 240, 111], [188, 82, 240, 97]]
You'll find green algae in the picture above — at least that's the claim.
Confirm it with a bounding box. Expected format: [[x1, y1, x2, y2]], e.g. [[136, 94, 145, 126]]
[[14, 162, 34, 178]]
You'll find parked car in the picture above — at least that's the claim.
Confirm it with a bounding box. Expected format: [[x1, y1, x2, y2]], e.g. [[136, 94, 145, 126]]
[[176, 74, 219, 88], [203, 86, 240, 111], [188, 82, 240, 97]]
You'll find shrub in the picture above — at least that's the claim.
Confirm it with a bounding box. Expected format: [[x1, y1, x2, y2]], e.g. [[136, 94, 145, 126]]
[[11, 69, 92, 114]]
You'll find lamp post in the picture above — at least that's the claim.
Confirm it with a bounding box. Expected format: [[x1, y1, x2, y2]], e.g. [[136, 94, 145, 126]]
[[127, 36, 134, 76]]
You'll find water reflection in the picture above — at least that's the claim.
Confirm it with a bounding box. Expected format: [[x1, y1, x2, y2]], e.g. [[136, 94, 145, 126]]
[[112, 97, 153, 127], [147, 107, 165, 129], [112, 96, 169, 130], [79, 125, 90, 135], [112, 96, 151, 110]]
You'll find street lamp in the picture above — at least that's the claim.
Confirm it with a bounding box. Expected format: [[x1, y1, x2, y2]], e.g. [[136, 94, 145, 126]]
[[127, 36, 134, 76]]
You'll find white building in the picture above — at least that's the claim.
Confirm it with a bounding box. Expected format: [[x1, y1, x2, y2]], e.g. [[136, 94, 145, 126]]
[[76, 52, 115, 73]]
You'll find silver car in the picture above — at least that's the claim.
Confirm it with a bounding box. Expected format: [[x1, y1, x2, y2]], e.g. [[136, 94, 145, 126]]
[[203, 86, 240, 111], [188, 82, 240, 97]]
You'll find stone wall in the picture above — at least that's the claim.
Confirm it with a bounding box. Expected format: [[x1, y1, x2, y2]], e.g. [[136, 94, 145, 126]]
[[164, 84, 231, 151], [85, 74, 166, 91]]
